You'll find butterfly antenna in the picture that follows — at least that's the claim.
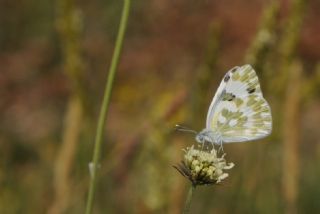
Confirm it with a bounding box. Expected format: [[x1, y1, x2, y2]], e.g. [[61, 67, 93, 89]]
[[175, 124, 197, 134]]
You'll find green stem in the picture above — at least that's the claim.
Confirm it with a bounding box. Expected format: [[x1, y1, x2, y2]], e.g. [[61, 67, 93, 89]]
[[183, 184, 196, 214], [85, 0, 131, 213]]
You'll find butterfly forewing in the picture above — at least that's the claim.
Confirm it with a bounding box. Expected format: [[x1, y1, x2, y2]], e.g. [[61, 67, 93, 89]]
[[206, 65, 272, 143]]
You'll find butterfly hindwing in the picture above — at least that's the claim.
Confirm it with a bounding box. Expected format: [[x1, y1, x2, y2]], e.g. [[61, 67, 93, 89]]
[[206, 65, 272, 143]]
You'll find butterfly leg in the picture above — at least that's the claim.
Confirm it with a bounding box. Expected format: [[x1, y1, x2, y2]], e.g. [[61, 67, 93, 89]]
[[201, 141, 210, 151], [218, 140, 224, 154], [201, 141, 205, 150]]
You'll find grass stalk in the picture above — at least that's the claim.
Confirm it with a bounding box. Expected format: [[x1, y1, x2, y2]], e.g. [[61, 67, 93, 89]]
[[85, 0, 131, 213]]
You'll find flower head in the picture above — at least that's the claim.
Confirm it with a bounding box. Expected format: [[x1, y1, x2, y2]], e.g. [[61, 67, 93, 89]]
[[174, 145, 234, 186]]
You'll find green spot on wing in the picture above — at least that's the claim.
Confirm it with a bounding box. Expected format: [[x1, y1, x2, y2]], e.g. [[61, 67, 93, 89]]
[[221, 109, 229, 117], [232, 73, 240, 81], [235, 98, 244, 107], [247, 97, 256, 106]]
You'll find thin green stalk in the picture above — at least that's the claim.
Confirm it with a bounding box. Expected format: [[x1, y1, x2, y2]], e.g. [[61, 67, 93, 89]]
[[85, 0, 131, 213], [183, 184, 196, 214]]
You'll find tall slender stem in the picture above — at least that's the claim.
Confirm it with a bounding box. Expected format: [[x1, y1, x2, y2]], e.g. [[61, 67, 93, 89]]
[[85, 0, 131, 213], [183, 184, 196, 214]]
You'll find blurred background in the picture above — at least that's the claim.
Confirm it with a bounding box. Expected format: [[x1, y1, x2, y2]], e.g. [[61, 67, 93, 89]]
[[1, 0, 320, 213]]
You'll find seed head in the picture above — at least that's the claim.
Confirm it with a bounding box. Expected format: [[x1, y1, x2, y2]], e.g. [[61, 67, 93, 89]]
[[174, 145, 234, 186]]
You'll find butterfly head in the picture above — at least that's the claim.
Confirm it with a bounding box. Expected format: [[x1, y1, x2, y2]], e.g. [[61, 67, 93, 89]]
[[195, 133, 206, 143], [175, 125, 223, 145], [196, 129, 222, 145]]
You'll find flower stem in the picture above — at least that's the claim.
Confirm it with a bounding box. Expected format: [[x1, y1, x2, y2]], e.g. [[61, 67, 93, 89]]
[[183, 184, 196, 214], [85, 0, 131, 214]]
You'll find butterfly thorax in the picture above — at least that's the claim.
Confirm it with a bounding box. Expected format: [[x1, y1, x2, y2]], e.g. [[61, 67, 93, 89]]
[[196, 129, 222, 145]]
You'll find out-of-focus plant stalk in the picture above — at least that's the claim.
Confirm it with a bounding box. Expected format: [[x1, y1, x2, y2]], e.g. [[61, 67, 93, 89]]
[[245, 1, 279, 68], [49, 98, 82, 214], [183, 184, 196, 214], [276, 0, 305, 213], [49, 0, 85, 213], [85, 0, 131, 213], [274, 0, 306, 94], [283, 61, 302, 214]]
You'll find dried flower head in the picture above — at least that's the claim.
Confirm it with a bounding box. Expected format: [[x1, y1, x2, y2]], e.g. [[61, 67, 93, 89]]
[[174, 145, 234, 186]]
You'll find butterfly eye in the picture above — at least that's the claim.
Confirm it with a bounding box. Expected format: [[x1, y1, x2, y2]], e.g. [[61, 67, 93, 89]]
[[195, 134, 203, 143]]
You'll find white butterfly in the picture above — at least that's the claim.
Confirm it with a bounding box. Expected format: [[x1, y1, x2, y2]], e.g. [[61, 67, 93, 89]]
[[195, 64, 272, 145]]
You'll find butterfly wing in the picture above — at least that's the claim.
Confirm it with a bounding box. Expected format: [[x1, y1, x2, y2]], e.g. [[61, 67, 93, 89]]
[[206, 65, 272, 143]]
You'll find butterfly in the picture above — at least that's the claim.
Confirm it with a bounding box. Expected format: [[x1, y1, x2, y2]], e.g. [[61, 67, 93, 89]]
[[194, 64, 272, 145]]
